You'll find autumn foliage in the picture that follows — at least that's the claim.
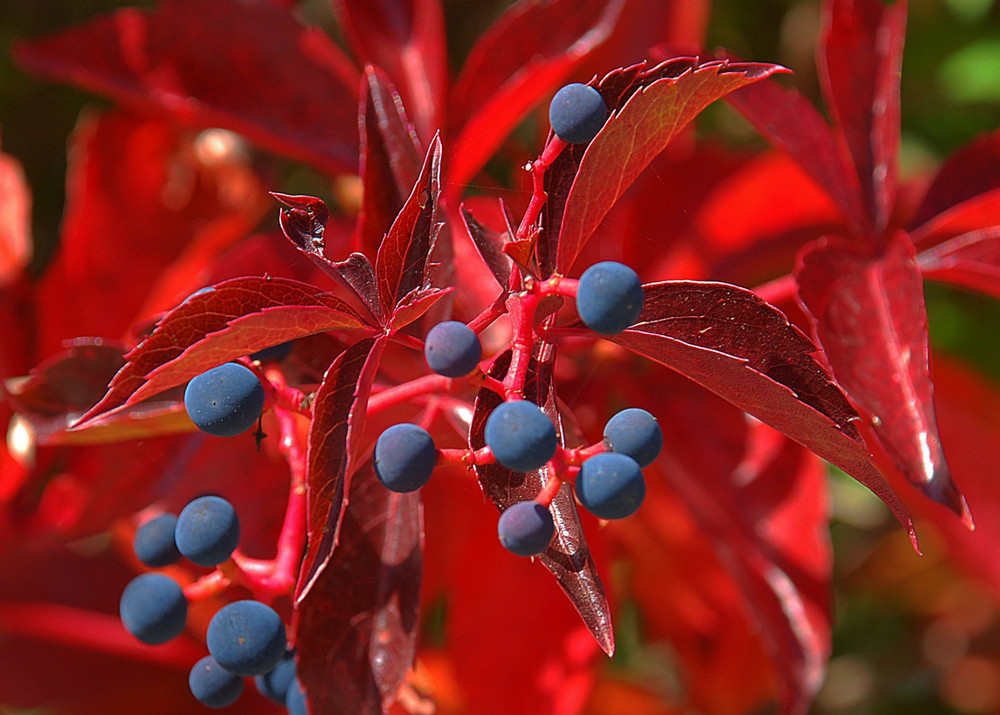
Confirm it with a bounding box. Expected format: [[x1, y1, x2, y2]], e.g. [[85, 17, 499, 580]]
[[2, 0, 1000, 714]]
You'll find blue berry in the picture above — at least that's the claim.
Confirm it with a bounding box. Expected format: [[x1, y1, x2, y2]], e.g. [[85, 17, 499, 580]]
[[285, 678, 308, 715], [548, 83, 607, 144], [119, 573, 187, 645], [175, 495, 240, 567], [576, 452, 645, 519], [576, 261, 644, 335], [184, 363, 265, 437], [373, 424, 437, 493], [250, 341, 293, 363], [424, 321, 482, 377], [484, 400, 558, 473], [207, 600, 287, 677], [603, 408, 663, 468], [498, 501, 555, 556], [189, 655, 244, 708], [254, 650, 297, 704], [132, 512, 181, 568]]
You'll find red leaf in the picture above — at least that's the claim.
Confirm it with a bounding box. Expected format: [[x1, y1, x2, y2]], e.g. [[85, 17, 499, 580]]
[[333, 0, 447, 142], [819, 0, 906, 234], [472, 352, 615, 655], [295, 462, 421, 715], [447, 0, 624, 190], [611, 280, 918, 548], [459, 202, 514, 289], [910, 187, 1000, 247], [910, 128, 1000, 229], [296, 337, 387, 602], [796, 232, 971, 525], [550, 58, 785, 274], [388, 286, 452, 332], [359, 65, 423, 258], [919, 228, 1000, 300], [273, 193, 384, 322], [726, 80, 870, 237], [375, 136, 442, 313], [14, 0, 360, 173], [78, 277, 368, 424], [0, 148, 30, 286]]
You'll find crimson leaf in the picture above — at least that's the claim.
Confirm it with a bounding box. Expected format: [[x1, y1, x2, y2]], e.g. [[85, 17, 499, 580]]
[[919, 228, 1000, 300], [77, 277, 367, 424], [611, 280, 918, 548]]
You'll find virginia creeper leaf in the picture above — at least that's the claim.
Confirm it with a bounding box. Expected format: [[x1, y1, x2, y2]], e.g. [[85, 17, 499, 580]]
[[273, 193, 384, 322], [472, 351, 615, 655], [919, 228, 1000, 300], [796, 233, 972, 525], [611, 280, 918, 548], [77, 277, 367, 424], [359, 65, 423, 258], [297, 337, 387, 602], [459, 202, 514, 289], [910, 128, 1000, 229], [550, 58, 785, 274], [447, 0, 625, 190], [388, 286, 452, 332], [819, 0, 906, 235], [910, 187, 1000, 247], [334, 0, 447, 141], [13, 0, 360, 173], [295, 462, 422, 715], [375, 135, 442, 313]]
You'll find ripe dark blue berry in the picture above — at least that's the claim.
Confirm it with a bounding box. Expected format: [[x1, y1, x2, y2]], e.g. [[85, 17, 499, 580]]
[[373, 424, 437, 492], [548, 83, 607, 144], [285, 678, 308, 715], [254, 649, 297, 704], [189, 655, 244, 708], [207, 600, 287, 677], [576, 261, 644, 335], [184, 362, 265, 437], [498, 500, 555, 556], [119, 573, 187, 645], [175, 495, 240, 567], [603, 408, 663, 468], [424, 321, 482, 377], [484, 400, 558, 473], [576, 452, 645, 519], [132, 512, 181, 568]]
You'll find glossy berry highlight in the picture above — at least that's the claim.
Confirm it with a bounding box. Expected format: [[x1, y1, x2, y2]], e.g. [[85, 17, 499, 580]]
[[484, 400, 558, 473], [373, 424, 437, 493], [119, 573, 188, 645], [576, 261, 644, 335], [603, 408, 663, 468], [189, 655, 244, 709], [548, 83, 607, 144], [175, 495, 240, 567], [132, 512, 181, 568], [576, 452, 646, 519], [207, 600, 287, 677], [498, 500, 555, 556], [184, 362, 265, 437], [424, 320, 482, 377]]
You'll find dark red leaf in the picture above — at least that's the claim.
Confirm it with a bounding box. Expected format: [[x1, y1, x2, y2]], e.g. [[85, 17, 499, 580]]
[[388, 286, 452, 332], [472, 352, 615, 655], [273, 193, 385, 322], [726, 79, 870, 237], [919, 228, 1000, 300], [375, 136, 442, 313], [77, 277, 368, 424], [447, 0, 624, 190], [14, 0, 360, 173], [546, 58, 785, 275], [910, 187, 1000, 248], [333, 0, 447, 142], [910, 128, 1000, 229], [796, 232, 971, 525], [296, 337, 387, 602], [359, 65, 423, 258], [611, 280, 918, 548], [459, 203, 514, 289], [295, 462, 422, 715], [819, 0, 906, 234]]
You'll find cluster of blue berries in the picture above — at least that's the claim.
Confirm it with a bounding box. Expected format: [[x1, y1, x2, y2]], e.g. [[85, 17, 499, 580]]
[[121, 496, 306, 712]]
